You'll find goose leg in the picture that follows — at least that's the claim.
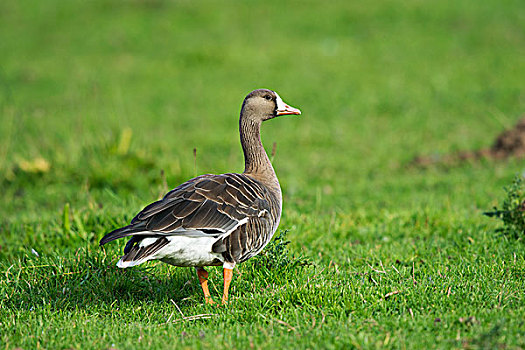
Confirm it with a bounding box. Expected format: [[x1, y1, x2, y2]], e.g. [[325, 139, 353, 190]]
[[222, 262, 236, 304], [222, 268, 233, 304], [195, 267, 214, 304]]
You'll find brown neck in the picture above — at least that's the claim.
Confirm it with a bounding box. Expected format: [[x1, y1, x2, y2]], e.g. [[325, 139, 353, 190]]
[[240, 118, 279, 188]]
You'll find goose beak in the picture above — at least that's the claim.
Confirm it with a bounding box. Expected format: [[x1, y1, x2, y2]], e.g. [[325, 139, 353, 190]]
[[276, 95, 301, 116], [276, 103, 301, 116]]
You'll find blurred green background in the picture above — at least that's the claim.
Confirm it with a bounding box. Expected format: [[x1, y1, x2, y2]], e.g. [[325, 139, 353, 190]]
[[1, 0, 524, 348], [1, 0, 523, 223]]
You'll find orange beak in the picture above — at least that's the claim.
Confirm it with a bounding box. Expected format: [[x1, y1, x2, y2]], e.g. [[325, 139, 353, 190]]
[[276, 103, 301, 116]]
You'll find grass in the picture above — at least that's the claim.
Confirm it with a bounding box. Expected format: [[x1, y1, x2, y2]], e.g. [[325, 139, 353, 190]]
[[1, 0, 525, 348]]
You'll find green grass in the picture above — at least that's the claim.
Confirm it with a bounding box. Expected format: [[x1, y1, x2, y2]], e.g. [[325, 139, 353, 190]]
[[1, 0, 525, 348]]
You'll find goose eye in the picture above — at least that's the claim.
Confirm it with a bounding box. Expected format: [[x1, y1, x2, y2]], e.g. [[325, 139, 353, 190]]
[[264, 95, 272, 101]]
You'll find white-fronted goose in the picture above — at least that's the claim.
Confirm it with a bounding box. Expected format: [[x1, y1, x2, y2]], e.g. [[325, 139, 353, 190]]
[[100, 89, 301, 304]]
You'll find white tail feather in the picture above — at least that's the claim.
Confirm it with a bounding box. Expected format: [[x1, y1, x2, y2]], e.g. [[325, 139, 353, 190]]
[[116, 258, 148, 268]]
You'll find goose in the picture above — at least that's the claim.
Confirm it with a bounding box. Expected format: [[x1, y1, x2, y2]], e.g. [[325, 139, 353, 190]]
[[100, 89, 301, 304]]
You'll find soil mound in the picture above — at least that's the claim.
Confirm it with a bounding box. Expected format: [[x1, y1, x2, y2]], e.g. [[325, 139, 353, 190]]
[[412, 117, 525, 167]]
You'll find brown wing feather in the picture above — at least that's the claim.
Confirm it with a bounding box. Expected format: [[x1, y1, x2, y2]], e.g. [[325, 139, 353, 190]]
[[100, 174, 276, 249]]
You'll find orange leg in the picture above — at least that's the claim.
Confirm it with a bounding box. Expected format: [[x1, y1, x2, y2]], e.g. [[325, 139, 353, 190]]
[[195, 267, 214, 304], [222, 267, 233, 304]]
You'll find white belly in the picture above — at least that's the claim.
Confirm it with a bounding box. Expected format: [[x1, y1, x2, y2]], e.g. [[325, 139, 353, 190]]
[[155, 236, 224, 267]]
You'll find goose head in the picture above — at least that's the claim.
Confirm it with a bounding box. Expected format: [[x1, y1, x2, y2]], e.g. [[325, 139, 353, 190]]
[[241, 89, 301, 122]]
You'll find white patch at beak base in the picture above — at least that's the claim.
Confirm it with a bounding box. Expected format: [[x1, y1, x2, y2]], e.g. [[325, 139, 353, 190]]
[[275, 92, 301, 116], [275, 94, 287, 111]]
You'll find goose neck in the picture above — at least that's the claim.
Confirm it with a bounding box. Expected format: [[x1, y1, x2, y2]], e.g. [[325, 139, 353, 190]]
[[240, 118, 276, 181]]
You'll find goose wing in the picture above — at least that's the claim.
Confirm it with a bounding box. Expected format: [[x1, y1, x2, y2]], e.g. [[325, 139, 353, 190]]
[[99, 173, 271, 246]]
